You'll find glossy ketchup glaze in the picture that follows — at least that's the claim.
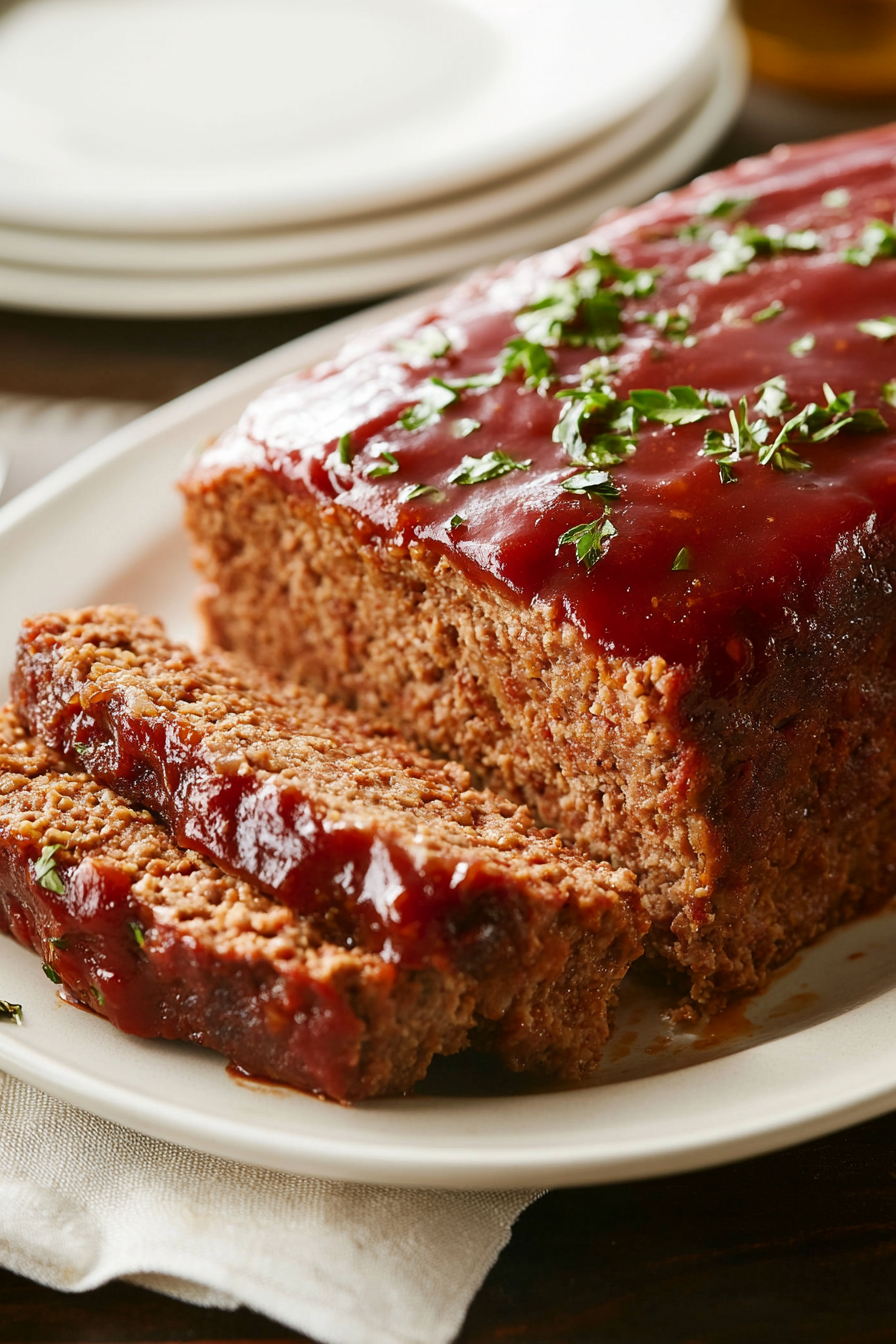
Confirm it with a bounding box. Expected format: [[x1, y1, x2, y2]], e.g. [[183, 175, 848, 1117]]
[[197, 125, 896, 680]]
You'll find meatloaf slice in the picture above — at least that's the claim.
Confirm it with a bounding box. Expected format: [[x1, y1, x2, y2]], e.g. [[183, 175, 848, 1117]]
[[181, 123, 896, 1011], [10, 609, 644, 1084], [0, 705, 479, 1100]]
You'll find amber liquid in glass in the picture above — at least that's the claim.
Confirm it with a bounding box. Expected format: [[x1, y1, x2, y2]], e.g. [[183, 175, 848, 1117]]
[[742, 0, 896, 98]]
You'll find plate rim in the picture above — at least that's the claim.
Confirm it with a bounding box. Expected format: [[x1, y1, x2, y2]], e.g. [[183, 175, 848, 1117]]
[[0, 0, 729, 232], [0, 28, 747, 318]]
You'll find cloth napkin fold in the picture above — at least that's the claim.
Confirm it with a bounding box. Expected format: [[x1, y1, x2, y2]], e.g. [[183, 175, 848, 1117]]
[[0, 1070, 538, 1344]]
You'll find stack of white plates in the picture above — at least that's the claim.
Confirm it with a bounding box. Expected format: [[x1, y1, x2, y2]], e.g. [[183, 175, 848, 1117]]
[[0, 0, 747, 317]]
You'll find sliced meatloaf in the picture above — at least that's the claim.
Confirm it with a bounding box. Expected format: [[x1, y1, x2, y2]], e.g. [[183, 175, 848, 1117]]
[[181, 123, 896, 1011], [10, 609, 644, 1087]]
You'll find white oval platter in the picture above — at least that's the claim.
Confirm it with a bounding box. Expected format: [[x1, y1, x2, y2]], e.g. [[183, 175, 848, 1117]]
[[1, 292, 896, 1190]]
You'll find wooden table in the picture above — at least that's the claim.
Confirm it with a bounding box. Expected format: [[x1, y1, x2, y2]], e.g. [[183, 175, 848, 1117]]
[[3, 81, 896, 1344]]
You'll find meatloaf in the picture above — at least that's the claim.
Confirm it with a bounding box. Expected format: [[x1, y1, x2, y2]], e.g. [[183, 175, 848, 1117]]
[[10, 608, 644, 1092], [181, 122, 896, 1011]]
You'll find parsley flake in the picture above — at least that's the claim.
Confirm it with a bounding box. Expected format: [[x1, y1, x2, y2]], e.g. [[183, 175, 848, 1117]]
[[630, 385, 726, 425], [789, 333, 816, 358], [49, 936, 68, 951], [515, 248, 659, 350], [337, 433, 353, 466], [638, 308, 694, 343], [499, 337, 555, 388], [448, 450, 531, 486], [882, 380, 896, 408], [451, 418, 481, 438], [752, 299, 785, 323], [560, 470, 621, 501], [822, 188, 850, 209], [449, 513, 466, 529], [671, 546, 692, 571], [398, 379, 458, 431], [844, 219, 896, 267], [394, 326, 452, 365], [857, 316, 896, 341], [399, 483, 443, 502], [688, 223, 820, 284], [557, 515, 617, 570], [90, 985, 105, 1007], [34, 844, 64, 895], [365, 450, 399, 479], [0, 1000, 22, 1025], [42, 963, 62, 984], [130, 922, 146, 949], [755, 376, 793, 418], [553, 387, 637, 466], [700, 194, 754, 219], [73, 742, 90, 759]]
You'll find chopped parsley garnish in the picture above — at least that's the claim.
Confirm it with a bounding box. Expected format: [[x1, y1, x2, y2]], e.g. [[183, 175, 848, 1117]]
[[451, 418, 481, 438], [857, 316, 896, 341], [397, 379, 458, 431], [0, 1000, 22, 1025], [701, 378, 886, 481], [90, 985, 105, 1007], [130, 922, 146, 949], [677, 195, 753, 241], [844, 219, 896, 267], [515, 248, 658, 350], [752, 299, 785, 323], [499, 337, 555, 388], [440, 371, 503, 391], [42, 963, 62, 984], [448, 450, 531, 486], [700, 194, 754, 219], [822, 188, 850, 209], [789, 333, 816, 358], [49, 936, 68, 951], [365, 450, 399, 478], [73, 742, 90, 759], [557, 515, 617, 570], [755, 376, 793, 418], [882, 380, 896, 408], [702, 397, 810, 479], [629, 385, 726, 425], [394, 326, 452, 365], [637, 308, 694, 343], [337, 433, 353, 466], [449, 514, 466, 529], [398, 483, 442, 502], [671, 546, 692, 571], [687, 223, 820, 284], [553, 383, 636, 466], [34, 844, 64, 895], [560, 469, 621, 501]]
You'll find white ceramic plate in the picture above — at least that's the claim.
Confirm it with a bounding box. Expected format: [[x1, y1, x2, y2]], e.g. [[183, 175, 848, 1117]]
[[2, 294, 896, 1190], [0, 33, 746, 317], [0, 0, 728, 232], [0, 43, 720, 275]]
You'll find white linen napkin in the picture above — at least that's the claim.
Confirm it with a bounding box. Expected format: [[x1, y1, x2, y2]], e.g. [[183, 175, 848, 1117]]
[[0, 1070, 538, 1344], [0, 394, 540, 1341]]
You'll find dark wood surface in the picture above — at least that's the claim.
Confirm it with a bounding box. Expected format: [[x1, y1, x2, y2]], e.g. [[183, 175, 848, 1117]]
[[4, 1110, 896, 1344], [3, 80, 896, 1344]]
